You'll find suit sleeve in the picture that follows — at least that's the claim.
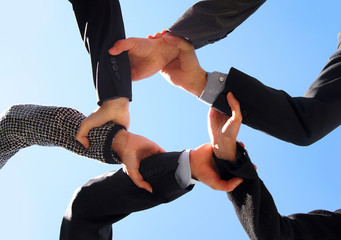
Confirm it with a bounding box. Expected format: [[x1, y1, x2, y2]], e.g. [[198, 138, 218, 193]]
[[70, 0, 131, 105], [214, 144, 341, 240], [212, 49, 341, 146], [0, 104, 124, 168], [168, 0, 266, 49], [60, 152, 193, 240]]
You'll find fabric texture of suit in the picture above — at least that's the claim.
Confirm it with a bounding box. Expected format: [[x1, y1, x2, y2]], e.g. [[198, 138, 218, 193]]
[[0, 104, 124, 167], [69, 0, 131, 104], [60, 152, 192, 240], [0, 104, 192, 239], [170, 0, 340, 146], [212, 42, 341, 146], [169, 0, 266, 49], [214, 143, 341, 240]]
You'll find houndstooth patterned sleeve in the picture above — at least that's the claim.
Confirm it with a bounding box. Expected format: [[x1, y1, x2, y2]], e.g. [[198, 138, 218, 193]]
[[0, 104, 123, 169]]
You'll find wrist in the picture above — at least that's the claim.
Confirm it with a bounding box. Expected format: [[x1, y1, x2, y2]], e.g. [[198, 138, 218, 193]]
[[187, 68, 207, 97], [189, 149, 198, 180], [102, 98, 129, 112], [213, 141, 237, 162], [160, 34, 181, 64], [101, 98, 130, 128], [111, 129, 129, 157]]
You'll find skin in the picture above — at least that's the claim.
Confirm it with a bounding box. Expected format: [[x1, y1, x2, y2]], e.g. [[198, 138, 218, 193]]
[[106, 33, 240, 192], [76, 33, 190, 193], [109, 32, 207, 97], [76, 98, 130, 149], [112, 130, 165, 193], [110, 93, 244, 193], [112, 128, 242, 193], [208, 92, 242, 161]]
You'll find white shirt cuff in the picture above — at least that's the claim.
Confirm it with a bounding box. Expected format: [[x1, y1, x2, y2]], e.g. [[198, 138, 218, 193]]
[[175, 150, 198, 189], [199, 71, 227, 105]]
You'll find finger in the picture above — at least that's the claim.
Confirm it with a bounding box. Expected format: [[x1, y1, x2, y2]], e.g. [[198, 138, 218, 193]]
[[147, 35, 154, 39], [153, 32, 163, 39], [161, 30, 168, 35], [253, 163, 257, 170], [108, 38, 137, 55], [76, 135, 90, 149], [212, 177, 243, 192], [163, 33, 193, 51], [76, 125, 91, 149], [237, 141, 245, 148], [150, 142, 166, 154], [209, 107, 228, 123], [227, 92, 242, 122], [127, 169, 153, 193]]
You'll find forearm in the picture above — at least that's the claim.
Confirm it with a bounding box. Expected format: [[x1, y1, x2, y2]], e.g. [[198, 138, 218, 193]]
[[212, 67, 341, 146], [0, 105, 123, 167], [71, 0, 131, 104], [214, 145, 341, 239], [169, 0, 266, 49]]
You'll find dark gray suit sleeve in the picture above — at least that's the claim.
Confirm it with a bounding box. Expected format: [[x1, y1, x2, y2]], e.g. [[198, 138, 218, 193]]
[[168, 0, 266, 49], [212, 49, 341, 146], [0, 104, 124, 168], [214, 144, 341, 240]]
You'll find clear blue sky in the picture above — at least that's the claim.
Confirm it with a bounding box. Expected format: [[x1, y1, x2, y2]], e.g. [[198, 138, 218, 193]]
[[0, 0, 340, 239]]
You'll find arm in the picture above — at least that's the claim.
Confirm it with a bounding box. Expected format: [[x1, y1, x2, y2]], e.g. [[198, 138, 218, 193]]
[[108, 0, 266, 80], [212, 63, 341, 146], [71, 0, 131, 104], [160, 36, 341, 146], [0, 104, 163, 193], [60, 146, 242, 240], [0, 104, 123, 166], [209, 93, 341, 239], [60, 151, 192, 240], [214, 145, 341, 240], [70, 0, 131, 147], [169, 0, 266, 49]]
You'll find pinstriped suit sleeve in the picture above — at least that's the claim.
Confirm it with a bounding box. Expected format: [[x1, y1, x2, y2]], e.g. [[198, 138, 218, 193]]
[[168, 0, 266, 49], [212, 47, 341, 146], [214, 144, 341, 239], [0, 104, 123, 169]]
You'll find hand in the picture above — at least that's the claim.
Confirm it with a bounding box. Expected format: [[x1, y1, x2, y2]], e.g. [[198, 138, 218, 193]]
[[108, 33, 180, 81], [76, 98, 130, 149], [159, 33, 207, 97], [189, 143, 243, 192], [208, 92, 242, 161], [112, 130, 166, 193]]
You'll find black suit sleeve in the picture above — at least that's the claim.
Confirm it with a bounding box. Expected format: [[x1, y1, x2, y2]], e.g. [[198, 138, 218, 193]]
[[70, 0, 131, 105], [214, 144, 341, 240], [60, 152, 193, 240], [169, 0, 266, 49], [212, 49, 341, 146]]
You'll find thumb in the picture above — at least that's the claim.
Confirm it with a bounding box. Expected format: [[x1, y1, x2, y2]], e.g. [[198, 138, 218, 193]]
[[150, 142, 166, 155], [227, 92, 242, 121], [127, 168, 153, 193], [108, 38, 137, 55], [163, 33, 193, 52]]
